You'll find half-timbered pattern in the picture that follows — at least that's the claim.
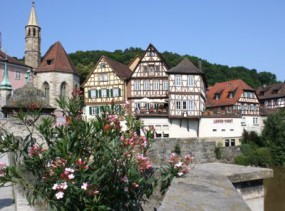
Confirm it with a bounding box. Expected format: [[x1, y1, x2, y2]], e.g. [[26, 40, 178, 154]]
[[206, 79, 260, 116], [128, 44, 169, 115], [166, 58, 206, 118], [256, 83, 285, 109], [83, 56, 132, 119]]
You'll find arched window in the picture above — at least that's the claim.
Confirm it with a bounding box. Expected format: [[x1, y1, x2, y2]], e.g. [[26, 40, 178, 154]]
[[43, 82, 49, 102], [60, 82, 67, 98], [33, 28, 36, 36], [28, 28, 31, 36]]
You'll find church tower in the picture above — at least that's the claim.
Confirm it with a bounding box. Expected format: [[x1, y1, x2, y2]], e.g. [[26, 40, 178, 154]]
[[25, 1, 41, 69]]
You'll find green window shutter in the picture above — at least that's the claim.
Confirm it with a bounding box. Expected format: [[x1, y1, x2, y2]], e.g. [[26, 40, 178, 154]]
[[95, 90, 98, 98], [106, 89, 109, 97], [89, 107, 92, 115], [110, 89, 113, 97], [99, 90, 102, 97], [88, 90, 91, 98], [119, 88, 121, 97], [96, 106, 99, 114]]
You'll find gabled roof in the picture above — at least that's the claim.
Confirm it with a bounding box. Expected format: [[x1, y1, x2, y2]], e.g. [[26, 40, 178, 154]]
[[36, 41, 79, 75], [103, 56, 132, 80], [256, 83, 285, 100], [82, 55, 132, 87], [0, 50, 30, 67], [206, 79, 255, 108], [130, 43, 169, 78], [166, 57, 203, 74]]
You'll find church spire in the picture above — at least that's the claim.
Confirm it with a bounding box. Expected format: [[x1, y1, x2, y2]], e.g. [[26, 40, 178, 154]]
[[27, 1, 39, 26]]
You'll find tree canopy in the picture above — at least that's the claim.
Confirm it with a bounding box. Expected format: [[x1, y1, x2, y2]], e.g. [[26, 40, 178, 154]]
[[68, 48, 279, 88]]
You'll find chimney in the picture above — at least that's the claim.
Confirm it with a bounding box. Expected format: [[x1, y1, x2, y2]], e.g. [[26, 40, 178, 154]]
[[198, 60, 202, 71]]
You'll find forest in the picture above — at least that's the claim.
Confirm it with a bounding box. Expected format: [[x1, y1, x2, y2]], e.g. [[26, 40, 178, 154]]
[[68, 47, 279, 87]]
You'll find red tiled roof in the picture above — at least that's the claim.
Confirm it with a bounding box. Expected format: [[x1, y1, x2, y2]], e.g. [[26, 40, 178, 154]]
[[206, 79, 255, 107], [256, 83, 285, 100], [0, 50, 30, 67], [36, 41, 79, 75]]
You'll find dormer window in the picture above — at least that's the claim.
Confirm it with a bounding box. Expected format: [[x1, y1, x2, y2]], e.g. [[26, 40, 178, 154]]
[[228, 92, 234, 99], [47, 59, 53, 65], [272, 89, 278, 94], [214, 94, 220, 100]]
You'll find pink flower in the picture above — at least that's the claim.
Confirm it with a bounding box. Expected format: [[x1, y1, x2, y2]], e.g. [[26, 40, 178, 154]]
[[68, 174, 75, 179], [137, 154, 152, 172], [121, 176, 129, 183], [52, 183, 58, 190], [55, 191, 64, 199], [177, 172, 184, 177], [81, 182, 88, 190], [132, 183, 139, 188], [175, 162, 183, 168]]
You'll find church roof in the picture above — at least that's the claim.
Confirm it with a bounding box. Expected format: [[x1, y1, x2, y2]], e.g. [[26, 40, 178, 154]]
[[27, 2, 39, 27], [4, 83, 54, 110], [36, 41, 79, 75], [166, 58, 203, 74]]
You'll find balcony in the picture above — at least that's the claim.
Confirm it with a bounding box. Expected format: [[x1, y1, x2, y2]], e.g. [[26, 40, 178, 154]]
[[135, 107, 168, 117]]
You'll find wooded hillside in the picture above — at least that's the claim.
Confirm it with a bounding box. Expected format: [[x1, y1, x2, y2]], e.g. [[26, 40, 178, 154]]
[[69, 48, 278, 88]]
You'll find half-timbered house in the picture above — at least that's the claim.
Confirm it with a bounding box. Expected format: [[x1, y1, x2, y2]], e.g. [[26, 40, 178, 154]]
[[83, 55, 132, 120], [165, 58, 207, 137], [206, 79, 261, 134], [256, 83, 285, 109]]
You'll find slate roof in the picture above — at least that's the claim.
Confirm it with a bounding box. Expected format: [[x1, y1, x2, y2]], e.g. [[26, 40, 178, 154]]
[[256, 83, 285, 100], [207, 79, 255, 108], [0, 50, 30, 67], [166, 58, 203, 74], [36, 41, 79, 75]]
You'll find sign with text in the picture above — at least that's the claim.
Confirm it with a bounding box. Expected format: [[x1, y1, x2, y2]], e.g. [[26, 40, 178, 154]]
[[213, 119, 233, 124]]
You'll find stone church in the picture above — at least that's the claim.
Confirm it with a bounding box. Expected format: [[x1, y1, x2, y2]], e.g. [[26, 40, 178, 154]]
[[0, 2, 80, 121]]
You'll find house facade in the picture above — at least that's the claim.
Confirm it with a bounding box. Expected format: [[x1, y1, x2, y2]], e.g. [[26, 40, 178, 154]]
[[83, 56, 132, 120], [256, 83, 285, 109]]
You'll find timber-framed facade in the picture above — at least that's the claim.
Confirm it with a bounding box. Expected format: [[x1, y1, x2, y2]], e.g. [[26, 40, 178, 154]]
[[83, 56, 132, 118]]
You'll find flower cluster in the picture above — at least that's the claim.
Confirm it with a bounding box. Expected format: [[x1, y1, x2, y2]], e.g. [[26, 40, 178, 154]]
[[28, 144, 46, 158], [0, 162, 6, 177], [168, 153, 193, 177], [52, 181, 68, 199], [136, 154, 152, 172]]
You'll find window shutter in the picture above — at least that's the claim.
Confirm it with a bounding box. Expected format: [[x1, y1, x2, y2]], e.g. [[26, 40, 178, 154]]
[[96, 106, 99, 114], [95, 90, 98, 98], [89, 107, 92, 115], [110, 89, 113, 97], [118, 88, 121, 97], [99, 90, 102, 97], [88, 90, 91, 98], [106, 89, 109, 97]]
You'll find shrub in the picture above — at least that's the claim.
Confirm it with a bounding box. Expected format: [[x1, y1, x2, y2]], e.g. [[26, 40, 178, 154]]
[[235, 155, 250, 166], [256, 147, 272, 167]]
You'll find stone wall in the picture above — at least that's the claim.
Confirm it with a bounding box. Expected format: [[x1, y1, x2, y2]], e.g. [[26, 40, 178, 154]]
[[220, 146, 242, 163], [148, 138, 217, 166]]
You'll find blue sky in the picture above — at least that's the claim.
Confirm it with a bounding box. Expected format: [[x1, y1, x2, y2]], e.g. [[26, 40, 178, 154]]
[[1, 0, 285, 81]]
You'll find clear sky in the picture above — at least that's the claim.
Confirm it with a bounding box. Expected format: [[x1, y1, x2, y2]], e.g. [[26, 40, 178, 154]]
[[1, 0, 284, 81]]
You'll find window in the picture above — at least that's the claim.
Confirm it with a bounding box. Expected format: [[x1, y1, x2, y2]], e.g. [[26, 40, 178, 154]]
[[155, 65, 160, 72], [182, 101, 187, 110], [253, 117, 259, 125], [15, 70, 21, 79], [43, 82, 49, 101], [153, 81, 159, 90], [100, 63, 106, 68], [134, 81, 140, 90], [113, 88, 120, 97], [101, 89, 108, 97], [147, 51, 155, 57], [231, 139, 235, 146], [148, 65, 154, 75], [230, 129, 234, 131], [89, 106, 100, 116], [222, 129, 226, 132], [176, 101, 181, 110], [189, 100, 194, 111], [90, 90, 97, 98], [143, 66, 148, 73], [214, 94, 220, 100], [47, 59, 53, 65], [99, 74, 108, 82], [144, 80, 150, 90], [188, 76, 194, 86], [225, 139, 230, 147], [60, 82, 67, 98], [228, 92, 233, 98], [163, 81, 168, 90], [213, 129, 217, 132], [175, 75, 182, 86]]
